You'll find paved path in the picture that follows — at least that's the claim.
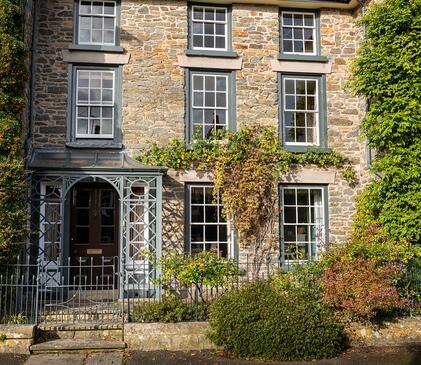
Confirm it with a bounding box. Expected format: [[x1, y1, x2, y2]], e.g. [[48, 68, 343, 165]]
[[23, 352, 123, 365], [126, 346, 421, 365]]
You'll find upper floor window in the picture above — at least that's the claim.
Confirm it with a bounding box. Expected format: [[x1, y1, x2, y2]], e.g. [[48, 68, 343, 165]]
[[281, 10, 318, 56], [189, 5, 230, 51], [187, 70, 235, 141], [76, 69, 115, 138], [77, 1, 117, 46], [280, 74, 327, 151]]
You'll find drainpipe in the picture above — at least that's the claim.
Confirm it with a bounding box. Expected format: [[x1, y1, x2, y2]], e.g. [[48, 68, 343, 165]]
[[24, 0, 39, 168]]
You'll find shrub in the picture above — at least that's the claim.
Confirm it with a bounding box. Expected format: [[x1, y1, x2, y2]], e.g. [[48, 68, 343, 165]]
[[270, 261, 323, 299], [321, 258, 407, 322], [208, 281, 345, 361], [131, 297, 197, 323]]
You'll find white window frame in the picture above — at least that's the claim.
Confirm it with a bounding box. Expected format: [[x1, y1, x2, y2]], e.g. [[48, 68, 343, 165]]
[[281, 186, 326, 265], [187, 184, 233, 258], [281, 11, 317, 56], [191, 5, 228, 51], [78, 0, 117, 46], [75, 69, 115, 139], [191, 72, 230, 139], [283, 77, 320, 147]]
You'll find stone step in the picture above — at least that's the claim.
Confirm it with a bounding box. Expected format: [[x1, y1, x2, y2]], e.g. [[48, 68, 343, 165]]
[[30, 339, 126, 354]]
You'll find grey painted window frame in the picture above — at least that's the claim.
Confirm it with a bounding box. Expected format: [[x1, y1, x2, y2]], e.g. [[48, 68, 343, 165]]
[[184, 182, 236, 259], [185, 68, 236, 143], [279, 184, 329, 266], [188, 3, 235, 58], [72, 0, 123, 53], [279, 8, 324, 60], [278, 73, 327, 152], [67, 64, 123, 149]]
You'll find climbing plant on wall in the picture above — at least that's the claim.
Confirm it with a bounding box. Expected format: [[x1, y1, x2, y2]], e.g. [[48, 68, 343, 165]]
[[0, 0, 27, 264], [139, 126, 354, 265], [351, 0, 421, 243]]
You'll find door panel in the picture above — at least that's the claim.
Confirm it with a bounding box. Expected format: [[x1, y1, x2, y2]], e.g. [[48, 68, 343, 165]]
[[70, 184, 119, 285]]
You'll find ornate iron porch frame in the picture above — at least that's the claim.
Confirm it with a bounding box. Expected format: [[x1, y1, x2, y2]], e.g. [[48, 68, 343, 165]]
[[26, 149, 166, 301]]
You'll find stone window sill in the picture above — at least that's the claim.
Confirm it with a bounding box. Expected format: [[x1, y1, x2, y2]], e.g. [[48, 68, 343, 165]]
[[278, 54, 329, 63], [186, 49, 239, 59], [66, 142, 123, 150], [284, 146, 329, 153], [178, 54, 242, 70], [69, 44, 125, 53]]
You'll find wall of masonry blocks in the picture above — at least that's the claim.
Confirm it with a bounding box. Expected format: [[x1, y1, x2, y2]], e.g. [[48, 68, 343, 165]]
[[31, 0, 370, 255]]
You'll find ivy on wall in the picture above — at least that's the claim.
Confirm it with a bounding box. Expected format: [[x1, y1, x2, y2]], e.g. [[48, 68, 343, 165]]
[[139, 126, 354, 262], [351, 0, 421, 243], [0, 0, 27, 264]]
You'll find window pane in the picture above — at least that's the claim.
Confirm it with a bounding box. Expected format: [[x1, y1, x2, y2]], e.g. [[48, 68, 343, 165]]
[[204, 36, 214, 48], [191, 226, 204, 242], [205, 206, 218, 223], [284, 207, 296, 223], [192, 206, 204, 222], [215, 8, 226, 21], [215, 110, 226, 124], [283, 13, 293, 26], [283, 40, 293, 53], [293, 14, 303, 26], [193, 92, 203, 107], [103, 2, 115, 15], [216, 93, 226, 108], [204, 23, 214, 35], [215, 37, 225, 49], [304, 14, 314, 26], [215, 24, 225, 35], [205, 225, 218, 241], [193, 35, 203, 48], [298, 207, 309, 223], [191, 187, 204, 204], [205, 76, 215, 91], [284, 112, 294, 127], [193, 8, 203, 20], [204, 8, 214, 21], [77, 119, 88, 134], [297, 189, 309, 205], [296, 113, 305, 127], [205, 92, 215, 107], [193, 22, 203, 34], [102, 118, 113, 135], [216, 77, 226, 91], [79, 29, 91, 43], [284, 189, 296, 205]]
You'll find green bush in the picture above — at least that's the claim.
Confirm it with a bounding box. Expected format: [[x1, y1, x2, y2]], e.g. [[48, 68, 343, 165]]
[[131, 297, 198, 323], [208, 281, 345, 361]]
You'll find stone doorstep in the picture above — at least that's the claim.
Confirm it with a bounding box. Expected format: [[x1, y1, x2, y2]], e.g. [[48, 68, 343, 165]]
[[29, 339, 126, 354]]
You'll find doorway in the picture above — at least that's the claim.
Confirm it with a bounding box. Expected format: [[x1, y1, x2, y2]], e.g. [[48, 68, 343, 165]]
[[69, 182, 119, 285]]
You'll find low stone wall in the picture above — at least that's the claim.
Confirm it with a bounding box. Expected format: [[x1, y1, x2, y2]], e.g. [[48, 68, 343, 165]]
[[0, 325, 35, 354], [124, 322, 216, 351], [125, 317, 421, 351], [347, 316, 421, 347]]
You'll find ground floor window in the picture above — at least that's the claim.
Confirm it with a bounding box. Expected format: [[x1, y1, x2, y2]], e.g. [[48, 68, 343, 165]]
[[186, 184, 229, 258], [280, 185, 327, 262]]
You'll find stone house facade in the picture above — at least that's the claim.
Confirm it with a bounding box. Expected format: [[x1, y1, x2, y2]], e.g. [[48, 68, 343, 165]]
[[24, 0, 369, 289]]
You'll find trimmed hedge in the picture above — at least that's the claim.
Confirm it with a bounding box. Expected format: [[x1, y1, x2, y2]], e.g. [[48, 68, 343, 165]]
[[208, 281, 345, 361]]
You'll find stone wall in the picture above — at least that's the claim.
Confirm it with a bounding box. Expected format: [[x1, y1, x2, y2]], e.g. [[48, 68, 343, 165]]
[[0, 325, 35, 354], [123, 317, 421, 351], [30, 0, 370, 252], [32, 0, 73, 147]]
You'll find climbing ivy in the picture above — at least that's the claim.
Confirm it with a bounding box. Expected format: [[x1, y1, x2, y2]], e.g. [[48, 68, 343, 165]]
[[139, 126, 353, 262], [351, 0, 421, 243], [0, 0, 27, 264]]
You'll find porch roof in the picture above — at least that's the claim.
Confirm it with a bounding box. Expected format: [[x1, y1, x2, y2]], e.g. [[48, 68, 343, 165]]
[[28, 148, 167, 175]]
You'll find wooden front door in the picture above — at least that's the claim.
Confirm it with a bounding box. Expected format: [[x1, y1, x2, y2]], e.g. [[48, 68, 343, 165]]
[[70, 184, 119, 284]]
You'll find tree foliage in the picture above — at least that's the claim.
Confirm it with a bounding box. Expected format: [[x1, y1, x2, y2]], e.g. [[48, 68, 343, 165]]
[[139, 126, 353, 265], [0, 0, 27, 264], [351, 0, 421, 243]]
